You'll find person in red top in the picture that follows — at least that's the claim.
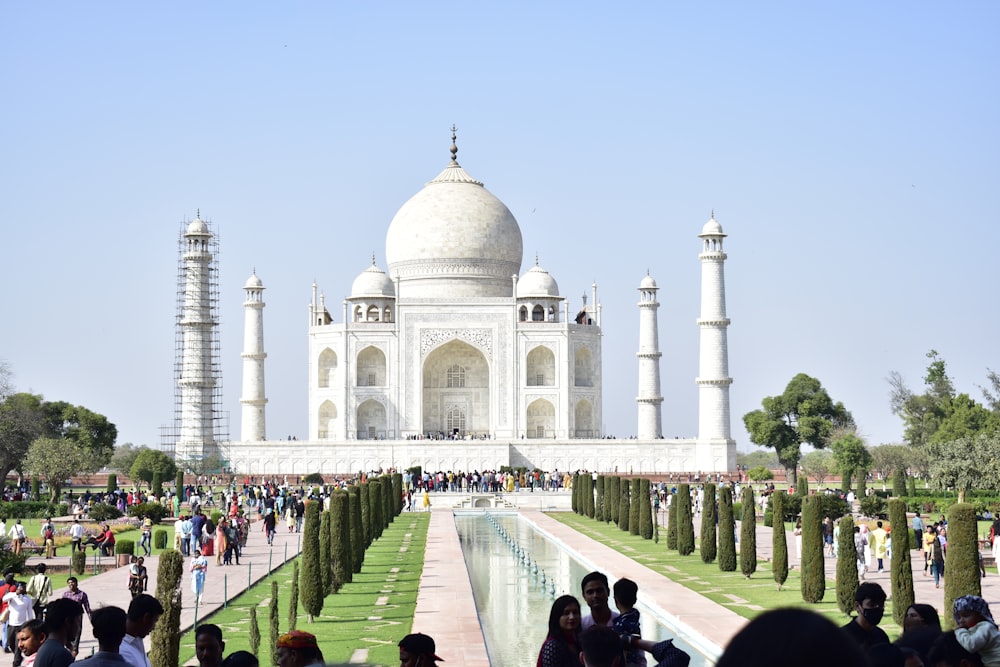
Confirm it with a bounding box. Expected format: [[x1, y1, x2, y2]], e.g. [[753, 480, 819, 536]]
[[0, 573, 17, 652], [95, 525, 116, 557]]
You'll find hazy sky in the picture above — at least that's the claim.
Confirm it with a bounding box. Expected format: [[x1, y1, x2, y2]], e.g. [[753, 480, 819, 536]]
[[2, 2, 997, 455]]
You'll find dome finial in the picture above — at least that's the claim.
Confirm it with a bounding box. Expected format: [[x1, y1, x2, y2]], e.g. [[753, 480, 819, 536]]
[[196, 208, 201, 219], [450, 124, 459, 165], [711, 208, 715, 219], [535, 252, 539, 267], [372, 252, 376, 266]]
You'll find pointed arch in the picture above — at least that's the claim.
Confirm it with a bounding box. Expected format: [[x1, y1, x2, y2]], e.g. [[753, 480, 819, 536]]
[[357, 346, 387, 387], [575, 347, 594, 387], [422, 339, 490, 437], [574, 399, 594, 438], [357, 399, 386, 440], [526, 398, 555, 439], [318, 400, 337, 439], [526, 345, 555, 386], [318, 348, 337, 388]]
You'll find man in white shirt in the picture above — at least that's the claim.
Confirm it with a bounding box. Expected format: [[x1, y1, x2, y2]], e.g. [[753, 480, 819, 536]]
[[119, 594, 163, 667], [7, 521, 26, 556], [69, 520, 85, 554]]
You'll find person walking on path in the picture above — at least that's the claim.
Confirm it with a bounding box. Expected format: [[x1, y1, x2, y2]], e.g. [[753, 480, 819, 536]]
[[39, 519, 55, 559], [69, 520, 85, 554], [871, 521, 889, 572], [25, 565, 52, 619], [139, 515, 153, 557], [263, 510, 276, 546], [4, 583, 35, 667], [61, 577, 91, 657], [8, 520, 27, 556], [913, 512, 925, 553], [191, 549, 208, 606]]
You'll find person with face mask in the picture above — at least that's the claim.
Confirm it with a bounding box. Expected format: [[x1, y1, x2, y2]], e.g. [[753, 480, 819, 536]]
[[841, 582, 890, 651]]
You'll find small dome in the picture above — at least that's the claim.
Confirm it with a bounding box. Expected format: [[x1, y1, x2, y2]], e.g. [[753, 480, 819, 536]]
[[350, 262, 395, 298], [244, 272, 263, 289], [517, 264, 559, 297], [639, 274, 657, 289], [700, 216, 725, 237], [186, 217, 209, 235]]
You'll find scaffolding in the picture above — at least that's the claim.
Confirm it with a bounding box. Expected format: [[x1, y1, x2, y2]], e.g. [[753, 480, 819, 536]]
[[160, 214, 229, 461]]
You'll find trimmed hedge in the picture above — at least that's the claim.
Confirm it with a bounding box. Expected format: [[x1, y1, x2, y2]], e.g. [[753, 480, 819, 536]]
[[676, 484, 694, 556], [607, 477, 619, 524], [154, 529, 168, 550], [944, 502, 980, 629], [0, 501, 69, 519], [128, 502, 170, 523], [618, 478, 631, 532], [666, 496, 678, 550], [718, 486, 736, 571], [72, 549, 87, 575], [700, 483, 717, 564], [629, 479, 641, 536], [89, 504, 123, 522], [800, 495, 825, 602], [595, 476, 606, 522], [740, 486, 757, 578], [836, 515, 858, 614], [771, 491, 788, 589], [889, 499, 914, 625], [115, 539, 135, 556]]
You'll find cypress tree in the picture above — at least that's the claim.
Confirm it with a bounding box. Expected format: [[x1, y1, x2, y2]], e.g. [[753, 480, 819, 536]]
[[700, 483, 717, 563], [370, 481, 384, 540], [607, 476, 619, 523], [618, 478, 630, 532], [772, 491, 788, 589], [892, 468, 907, 498], [360, 482, 372, 547], [595, 475, 605, 522], [392, 473, 403, 517], [571, 474, 579, 514], [677, 484, 695, 556], [840, 470, 852, 494], [30, 477, 40, 501], [856, 469, 867, 499], [288, 560, 299, 630], [319, 510, 332, 594], [152, 471, 163, 497], [106, 473, 117, 494], [149, 550, 183, 667], [630, 479, 642, 535], [907, 475, 916, 497], [740, 486, 757, 578], [331, 490, 352, 588], [800, 494, 825, 602], [944, 502, 980, 628], [836, 515, 858, 614], [269, 580, 279, 666], [348, 485, 364, 572], [889, 499, 914, 625], [299, 501, 324, 622], [718, 486, 736, 571], [639, 479, 653, 539], [586, 474, 596, 519], [796, 476, 809, 497], [249, 605, 261, 655], [666, 495, 678, 550], [175, 471, 184, 498]]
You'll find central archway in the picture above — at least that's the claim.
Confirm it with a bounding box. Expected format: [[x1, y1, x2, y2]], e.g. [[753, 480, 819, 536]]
[[422, 339, 490, 437]]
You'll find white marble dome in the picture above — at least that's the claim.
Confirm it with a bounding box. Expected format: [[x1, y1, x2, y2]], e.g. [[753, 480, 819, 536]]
[[244, 272, 263, 289], [639, 274, 657, 289], [517, 263, 560, 297], [350, 262, 395, 298], [187, 217, 209, 235], [700, 216, 725, 236], [385, 159, 523, 298]]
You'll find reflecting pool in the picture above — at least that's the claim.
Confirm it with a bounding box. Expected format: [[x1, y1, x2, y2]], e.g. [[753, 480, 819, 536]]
[[455, 511, 711, 667]]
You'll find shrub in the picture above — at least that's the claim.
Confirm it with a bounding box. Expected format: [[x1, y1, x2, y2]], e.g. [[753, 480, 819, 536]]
[[889, 499, 914, 625], [153, 529, 168, 550], [607, 477, 619, 523], [249, 606, 261, 655], [800, 495, 825, 602], [299, 501, 323, 622], [816, 496, 851, 522], [676, 484, 695, 556], [149, 550, 183, 667], [732, 502, 743, 519], [392, 473, 403, 517], [115, 540, 135, 556], [618, 478, 630, 532], [0, 501, 68, 519], [629, 479, 641, 536], [288, 560, 299, 630], [585, 475, 596, 519], [747, 465, 773, 481], [841, 470, 852, 494], [718, 486, 736, 571], [595, 476, 605, 522], [369, 481, 384, 541], [89, 504, 123, 522], [859, 495, 888, 519], [771, 492, 788, 589], [319, 510, 332, 595], [572, 474, 579, 514], [836, 515, 858, 614], [796, 476, 809, 497], [944, 502, 980, 628], [106, 474, 117, 494], [127, 503, 169, 523], [740, 487, 757, 578], [331, 490, 352, 587], [856, 470, 867, 498], [666, 496, 678, 550], [269, 580, 279, 666], [360, 483, 372, 547], [639, 479, 653, 539], [303, 473, 324, 485], [72, 549, 87, 575], [907, 476, 917, 497], [152, 471, 163, 498], [348, 486, 363, 573], [700, 483, 717, 563]]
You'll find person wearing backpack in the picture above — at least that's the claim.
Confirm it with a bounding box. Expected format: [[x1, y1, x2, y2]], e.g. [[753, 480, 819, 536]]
[[25, 565, 51, 620]]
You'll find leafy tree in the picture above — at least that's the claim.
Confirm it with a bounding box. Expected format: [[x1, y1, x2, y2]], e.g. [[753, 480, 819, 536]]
[[888, 350, 955, 448], [800, 450, 834, 485], [737, 450, 779, 469], [747, 466, 773, 482], [319, 510, 332, 594], [299, 501, 324, 622], [927, 433, 1000, 502], [835, 515, 858, 614], [676, 484, 694, 556], [618, 478, 630, 532], [944, 502, 980, 629], [740, 487, 757, 578], [888, 499, 914, 625], [800, 495, 825, 602], [0, 360, 12, 400], [595, 475, 605, 522], [110, 443, 146, 475], [743, 373, 853, 486], [0, 392, 45, 481], [771, 491, 788, 589], [24, 437, 96, 500], [149, 550, 184, 667], [331, 490, 352, 587], [700, 483, 717, 563], [629, 479, 641, 536], [40, 401, 117, 467], [868, 444, 909, 483], [176, 454, 224, 477], [269, 580, 279, 666], [131, 449, 177, 489], [666, 496, 678, 550], [249, 606, 261, 655], [288, 560, 299, 630], [718, 486, 736, 571], [933, 393, 1000, 445], [638, 479, 653, 539]]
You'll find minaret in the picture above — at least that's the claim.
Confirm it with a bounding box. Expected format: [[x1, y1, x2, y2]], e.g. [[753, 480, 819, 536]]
[[175, 212, 220, 460], [696, 214, 734, 466], [636, 272, 663, 439], [240, 271, 267, 441]]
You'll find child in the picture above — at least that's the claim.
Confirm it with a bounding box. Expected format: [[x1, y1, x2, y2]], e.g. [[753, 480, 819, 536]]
[[611, 578, 646, 667], [954, 595, 1000, 666]]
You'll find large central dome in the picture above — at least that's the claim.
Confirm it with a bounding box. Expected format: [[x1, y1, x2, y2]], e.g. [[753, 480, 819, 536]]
[[385, 139, 523, 298]]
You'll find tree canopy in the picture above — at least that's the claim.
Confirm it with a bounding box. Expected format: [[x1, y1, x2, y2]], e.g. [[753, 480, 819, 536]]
[[24, 437, 98, 501], [800, 450, 834, 485], [131, 449, 178, 488], [831, 431, 872, 481], [743, 373, 853, 486], [926, 433, 1000, 503]]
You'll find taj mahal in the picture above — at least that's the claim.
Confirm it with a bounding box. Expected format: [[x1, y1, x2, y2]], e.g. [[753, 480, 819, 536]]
[[173, 131, 736, 475]]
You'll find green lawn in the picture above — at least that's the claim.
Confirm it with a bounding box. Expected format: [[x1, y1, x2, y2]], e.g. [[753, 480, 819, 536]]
[[553, 513, 905, 637], [178, 513, 428, 667]]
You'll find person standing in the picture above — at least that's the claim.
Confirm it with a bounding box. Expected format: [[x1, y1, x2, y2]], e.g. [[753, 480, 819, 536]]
[[30, 598, 82, 667], [263, 510, 276, 546], [871, 521, 888, 573], [39, 519, 55, 559], [3, 583, 35, 667], [15, 620, 46, 667], [83, 606, 128, 667], [61, 577, 92, 657], [0, 573, 17, 652], [580, 572, 619, 630], [841, 582, 890, 651], [25, 565, 51, 620], [8, 520, 27, 556], [191, 549, 208, 607], [536, 596, 582, 667], [275, 631, 325, 667], [69, 520, 85, 554], [139, 515, 153, 557], [913, 511, 925, 553], [195, 624, 225, 667], [120, 594, 163, 667]]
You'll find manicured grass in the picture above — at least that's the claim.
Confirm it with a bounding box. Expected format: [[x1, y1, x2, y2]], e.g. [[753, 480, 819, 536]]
[[553, 512, 904, 637], [178, 513, 428, 667]]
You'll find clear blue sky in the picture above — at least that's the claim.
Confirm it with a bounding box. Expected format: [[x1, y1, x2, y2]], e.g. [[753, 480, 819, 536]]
[[2, 2, 997, 454]]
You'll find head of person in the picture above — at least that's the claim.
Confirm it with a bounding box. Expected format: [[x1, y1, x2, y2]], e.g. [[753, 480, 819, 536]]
[[195, 624, 226, 667], [581, 572, 611, 612], [43, 598, 84, 641], [137, 557, 144, 568], [16, 620, 47, 657], [954, 596, 994, 630], [715, 608, 869, 667], [612, 578, 638, 613], [398, 632, 443, 667], [66, 576, 80, 593], [126, 593, 164, 638], [904, 604, 942, 634], [15, 581, 26, 595], [580, 626, 623, 667], [854, 582, 887, 629], [194, 549, 202, 557], [36, 563, 47, 574], [275, 630, 324, 667], [4, 573, 14, 586], [91, 606, 127, 652], [548, 595, 582, 639], [221, 651, 258, 667], [877, 521, 884, 528], [928, 631, 985, 667]]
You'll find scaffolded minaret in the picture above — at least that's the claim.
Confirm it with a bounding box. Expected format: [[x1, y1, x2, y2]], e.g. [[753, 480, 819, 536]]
[[696, 214, 734, 469], [636, 273, 663, 439], [240, 271, 267, 441]]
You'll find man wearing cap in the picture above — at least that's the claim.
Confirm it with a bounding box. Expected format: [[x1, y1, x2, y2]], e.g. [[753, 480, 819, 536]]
[[398, 633, 444, 667], [275, 631, 324, 667]]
